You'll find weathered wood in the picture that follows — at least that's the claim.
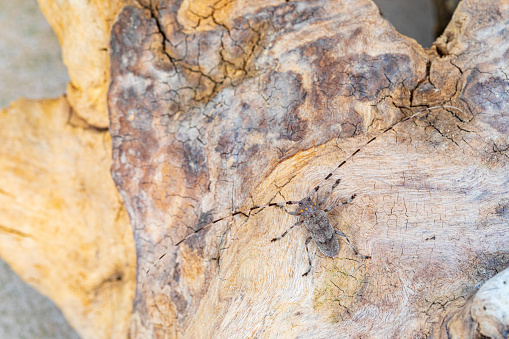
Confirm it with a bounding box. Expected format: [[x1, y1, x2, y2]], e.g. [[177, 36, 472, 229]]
[[442, 267, 509, 338], [0, 2, 137, 338], [0, 97, 136, 339], [36, 0, 125, 128], [108, 0, 509, 337]]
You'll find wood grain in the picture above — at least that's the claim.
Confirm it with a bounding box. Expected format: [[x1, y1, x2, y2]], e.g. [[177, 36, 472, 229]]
[[107, 0, 509, 337]]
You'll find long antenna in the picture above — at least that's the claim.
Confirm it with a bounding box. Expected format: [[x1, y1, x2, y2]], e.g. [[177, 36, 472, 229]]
[[174, 199, 301, 246], [304, 105, 465, 200], [141, 104, 465, 288], [140, 198, 300, 288]]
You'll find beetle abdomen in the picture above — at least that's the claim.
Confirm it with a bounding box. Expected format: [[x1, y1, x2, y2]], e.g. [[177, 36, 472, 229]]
[[304, 211, 340, 257]]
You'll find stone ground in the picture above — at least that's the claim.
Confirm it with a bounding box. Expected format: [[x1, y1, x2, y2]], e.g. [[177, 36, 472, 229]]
[[0, 0, 442, 338]]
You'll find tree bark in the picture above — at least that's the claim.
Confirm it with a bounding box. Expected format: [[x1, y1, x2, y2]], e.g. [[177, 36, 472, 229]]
[[108, 0, 509, 337]]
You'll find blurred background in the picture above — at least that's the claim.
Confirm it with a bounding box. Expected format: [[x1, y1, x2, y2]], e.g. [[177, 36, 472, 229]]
[[0, 0, 458, 337], [0, 0, 77, 337]]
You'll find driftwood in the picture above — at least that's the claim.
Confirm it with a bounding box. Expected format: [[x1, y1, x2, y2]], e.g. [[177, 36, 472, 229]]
[[444, 267, 509, 338], [0, 97, 135, 339], [2, 0, 509, 338], [0, 1, 136, 338], [108, 0, 509, 338]]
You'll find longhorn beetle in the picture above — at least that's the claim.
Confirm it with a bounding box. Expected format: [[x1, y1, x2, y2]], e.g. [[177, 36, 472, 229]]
[[141, 105, 465, 286]]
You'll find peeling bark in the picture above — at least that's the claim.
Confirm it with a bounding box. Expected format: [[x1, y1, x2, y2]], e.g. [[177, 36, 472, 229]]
[[108, 0, 509, 337]]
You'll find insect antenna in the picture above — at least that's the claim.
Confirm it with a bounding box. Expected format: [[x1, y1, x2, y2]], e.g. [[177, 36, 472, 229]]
[[174, 199, 300, 246], [304, 105, 465, 200], [141, 199, 301, 287], [141, 104, 464, 287]]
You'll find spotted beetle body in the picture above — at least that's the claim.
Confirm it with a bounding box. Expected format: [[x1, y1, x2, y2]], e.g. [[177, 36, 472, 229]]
[[303, 210, 339, 257]]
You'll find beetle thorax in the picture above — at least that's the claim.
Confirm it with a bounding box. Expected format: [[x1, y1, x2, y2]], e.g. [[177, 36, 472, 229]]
[[298, 198, 319, 217]]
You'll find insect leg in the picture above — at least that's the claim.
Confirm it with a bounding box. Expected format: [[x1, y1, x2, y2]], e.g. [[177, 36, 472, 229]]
[[317, 178, 342, 205], [323, 194, 357, 213], [174, 200, 301, 246], [271, 219, 304, 242], [335, 230, 370, 259], [302, 237, 313, 276], [275, 203, 301, 216]]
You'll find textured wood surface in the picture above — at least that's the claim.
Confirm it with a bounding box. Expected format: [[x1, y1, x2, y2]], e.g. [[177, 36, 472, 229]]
[[0, 97, 135, 339], [0, 2, 137, 339], [36, 0, 125, 128], [444, 267, 509, 338], [107, 0, 509, 337]]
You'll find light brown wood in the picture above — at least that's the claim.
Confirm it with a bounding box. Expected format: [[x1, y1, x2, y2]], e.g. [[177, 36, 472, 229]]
[[0, 97, 136, 339], [107, 0, 509, 337], [0, 1, 136, 338], [36, 0, 126, 128], [3, 0, 508, 338], [443, 267, 509, 338]]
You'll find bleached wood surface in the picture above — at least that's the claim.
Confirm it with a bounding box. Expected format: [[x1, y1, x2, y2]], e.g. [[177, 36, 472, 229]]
[[108, 0, 509, 337], [3, 0, 508, 338]]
